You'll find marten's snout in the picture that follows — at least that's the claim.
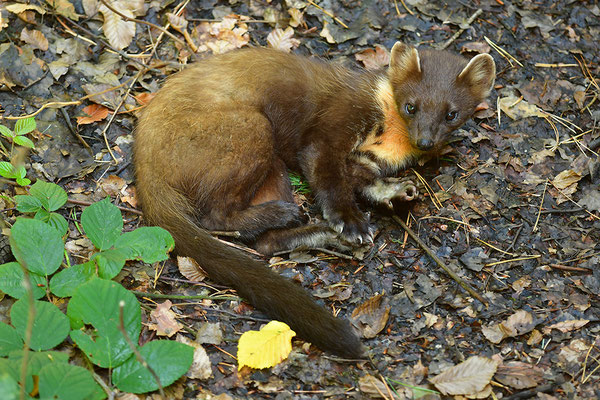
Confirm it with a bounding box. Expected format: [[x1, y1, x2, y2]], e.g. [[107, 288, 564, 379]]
[[417, 138, 434, 151]]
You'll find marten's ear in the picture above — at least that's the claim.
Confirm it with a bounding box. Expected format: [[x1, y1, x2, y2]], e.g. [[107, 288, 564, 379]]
[[389, 42, 421, 79], [458, 54, 496, 98]]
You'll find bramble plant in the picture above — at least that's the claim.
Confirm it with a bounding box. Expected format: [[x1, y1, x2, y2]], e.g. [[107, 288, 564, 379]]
[[0, 117, 36, 186], [0, 184, 194, 398]]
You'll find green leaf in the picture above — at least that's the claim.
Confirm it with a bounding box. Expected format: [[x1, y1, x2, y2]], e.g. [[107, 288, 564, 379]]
[[81, 198, 123, 251], [93, 249, 127, 279], [35, 210, 69, 237], [14, 117, 36, 135], [10, 218, 64, 276], [0, 322, 23, 356], [50, 262, 95, 298], [14, 195, 43, 213], [114, 227, 175, 264], [0, 124, 14, 138], [10, 299, 70, 351], [13, 135, 35, 149], [30, 181, 68, 212], [39, 363, 97, 400], [15, 176, 31, 186], [113, 340, 194, 394], [4, 350, 69, 395], [0, 162, 16, 178], [0, 373, 19, 400], [0, 262, 46, 300], [68, 278, 141, 368], [16, 165, 26, 179]]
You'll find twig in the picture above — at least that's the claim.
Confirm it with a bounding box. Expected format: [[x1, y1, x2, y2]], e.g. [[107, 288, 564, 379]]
[[118, 301, 165, 398], [399, 0, 414, 15], [484, 36, 523, 67], [59, 108, 93, 156], [484, 254, 540, 267], [533, 179, 548, 232], [98, 70, 143, 164], [67, 198, 143, 216], [535, 63, 579, 68], [392, 215, 488, 306], [306, 0, 348, 29], [210, 230, 241, 238], [314, 247, 354, 260], [437, 9, 483, 50], [131, 290, 239, 301], [18, 265, 36, 400], [549, 264, 592, 273]]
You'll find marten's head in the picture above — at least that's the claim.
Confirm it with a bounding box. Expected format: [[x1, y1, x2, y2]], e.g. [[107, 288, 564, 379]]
[[387, 41, 495, 153]]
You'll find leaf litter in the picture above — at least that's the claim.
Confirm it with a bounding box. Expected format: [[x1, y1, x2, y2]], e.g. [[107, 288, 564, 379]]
[[0, 0, 599, 398]]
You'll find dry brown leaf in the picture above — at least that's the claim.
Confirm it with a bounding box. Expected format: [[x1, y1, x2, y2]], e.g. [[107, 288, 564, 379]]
[[20, 28, 49, 51], [45, 0, 79, 20], [460, 41, 491, 54], [135, 92, 156, 106], [358, 374, 402, 399], [495, 361, 544, 389], [429, 356, 498, 396], [288, 8, 304, 28], [99, 1, 135, 50], [99, 175, 126, 197], [178, 256, 207, 281], [267, 27, 300, 53], [6, 3, 47, 15], [498, 94, 546, 120], [542, 319, 589, 334], [552, 169, 581, 190], [527, 329, 544, 346], [355, 45, 390, 70], [351, 294, 390, 339], [195, 15, 249, 54], [482, 310, 536, 344], [177, 334, 213, 380], [148, 300, 184, 337], [77, 104, 110, 125], [465, 383, 492, 399]]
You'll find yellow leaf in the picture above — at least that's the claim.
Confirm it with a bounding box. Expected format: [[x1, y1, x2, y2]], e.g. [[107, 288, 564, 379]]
[[237, 321, 296, 370]]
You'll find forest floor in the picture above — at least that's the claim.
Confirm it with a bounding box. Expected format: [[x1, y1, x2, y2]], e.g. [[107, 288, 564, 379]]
[[0, 0, 599, 399]]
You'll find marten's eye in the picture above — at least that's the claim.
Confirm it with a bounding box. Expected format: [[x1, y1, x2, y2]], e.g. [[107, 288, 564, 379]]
[[446, 111, 458, 122], [405, 103, 416, 115]]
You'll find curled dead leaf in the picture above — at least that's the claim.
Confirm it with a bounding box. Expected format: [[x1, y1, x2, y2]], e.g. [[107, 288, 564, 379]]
[[351, 294, 390, 339], [148, 300, 184, 337], [20, 28, 49, 51], [542, 319, 589, 334], [355, 45, 390, 70], [495, 361, 544, 389], [267, 27, 300, 53], [178, 256, 207, 281], [482, 310, 536, 344], [429, 356, 498, 396], [77, 104, 110, 125]]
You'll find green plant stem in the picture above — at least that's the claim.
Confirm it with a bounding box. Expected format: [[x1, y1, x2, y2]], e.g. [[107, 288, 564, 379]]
[[18, 266, 36, 400], [118, 301, 165, 398], [131, 290, 239, 301]]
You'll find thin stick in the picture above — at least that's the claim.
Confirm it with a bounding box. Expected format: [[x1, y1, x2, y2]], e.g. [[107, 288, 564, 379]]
[[484, 255, 540, 267], [392, 215, 488, 306], [132, 290, 238, 301], [67, 198, 143, 216], [533, 179, 548, 232], [535, 63, 579, 68], [98, 71, 143, 164], [438, 9, 483, 50], [306, 0, 348, 29], [118, 301, 165, 398], [484, 36, 523, 67]]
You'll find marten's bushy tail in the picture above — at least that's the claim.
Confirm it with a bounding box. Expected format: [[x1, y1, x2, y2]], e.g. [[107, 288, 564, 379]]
[[141, 185, 363, 358]]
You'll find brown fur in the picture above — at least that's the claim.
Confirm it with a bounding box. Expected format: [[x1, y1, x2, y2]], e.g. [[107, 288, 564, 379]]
[[134, 43, 495, 357]]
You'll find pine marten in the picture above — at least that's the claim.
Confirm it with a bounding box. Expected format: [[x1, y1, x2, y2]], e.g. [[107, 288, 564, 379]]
[[134, 42, 495, 358]]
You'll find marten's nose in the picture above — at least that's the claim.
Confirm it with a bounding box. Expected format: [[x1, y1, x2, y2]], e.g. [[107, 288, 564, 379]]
[[417, 138, 434, 150]]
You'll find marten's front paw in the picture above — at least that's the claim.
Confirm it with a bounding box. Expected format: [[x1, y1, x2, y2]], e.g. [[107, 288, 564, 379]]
[[364, 178, 418, 207], [325, 208, 373, 245]]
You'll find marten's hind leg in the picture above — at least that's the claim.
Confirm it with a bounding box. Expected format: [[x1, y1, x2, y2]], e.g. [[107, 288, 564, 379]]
[[199, 156, 303, 241]]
